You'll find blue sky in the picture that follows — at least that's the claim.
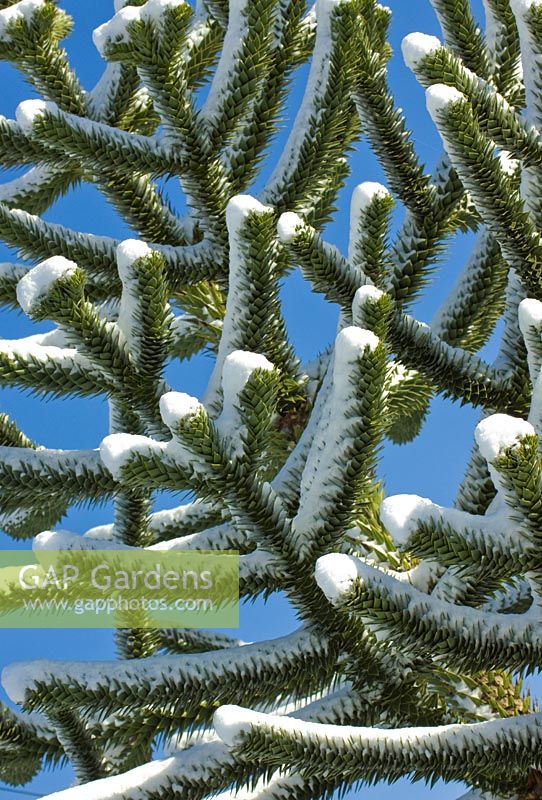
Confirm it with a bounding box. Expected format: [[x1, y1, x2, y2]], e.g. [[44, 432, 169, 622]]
[[0, 0, 514, 798]]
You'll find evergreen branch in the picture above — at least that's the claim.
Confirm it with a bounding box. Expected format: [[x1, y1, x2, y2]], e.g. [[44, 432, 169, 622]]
[[205, 197, 299, 410], [387, 155, 467, 305], [260, 0, 364, 216], [0, 165, 79, 217], [431, 229, 508, 353], [315, 553, 542, 673], [292, 324, 387, 559], [0, 330, 114, 399], [0, 0, 88, 115], [0, 205, 219, 290], [221, 0, 312, 192], [6, 629, 334, 737], [404, 35, 542, 166], [428, 0, 491, 78], [46, 708, 107, 783], [0, 445, 116, 508], [278, 222, 523, 410], [26, 105, 187, 177], [199, 0, 276, 154], [483, 0, 522, 101], [95, 0, 232, 245], [426, 85, 542, 300], [213, 702, 541, 793], [352, 33, 434, 221]]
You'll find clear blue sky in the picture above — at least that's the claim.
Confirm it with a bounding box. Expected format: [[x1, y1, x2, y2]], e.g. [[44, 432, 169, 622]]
[[0, 0, 514, 798]]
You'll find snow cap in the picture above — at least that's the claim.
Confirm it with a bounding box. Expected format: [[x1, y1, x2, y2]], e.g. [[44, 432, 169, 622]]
[[222, 350, 274, 406], [214, 705, 265, 747], [425, 84, 464, 120], [519, 298, 542, 336], [2, 661, 40, 704], [352, 285, 384, 318], [0, 0, 44, 39], [160, 392, 203, 430], [350, 181, 390, 219], [100, 433, 164, 480], [15, 99, 57, 133], [277, 212, 304, 243], [32, 530, 100, 551], [116, 239, 153, 280], [401, 32, 442, 72], [335, 326, 379, 363], [380, 494, 435, 548], [16, 257, 77, 315], [33, 530, 68, 551], [314, 553, 361, 604], [226, 195, 271, 236], [475, 414, 535, 462], [93, 5, 141, 55], [142, 0, 187, 15]]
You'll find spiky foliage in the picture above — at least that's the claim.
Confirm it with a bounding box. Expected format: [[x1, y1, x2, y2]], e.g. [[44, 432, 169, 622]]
[[0, 0, 542, 799]]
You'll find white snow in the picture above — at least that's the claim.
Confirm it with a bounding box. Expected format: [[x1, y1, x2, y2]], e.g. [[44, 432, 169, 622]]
[[529, 368, 542, 438], [498, 150, 518, 176], [99, 433, 165, 480], [225, 195, 271, 234], [15, 99, 57, 133], [116, 239, 152, 278], [93, 6, 142, 55], [401, 32, 442, 72], [291, 327, 379, 555], [159, 392, 203, 430], [510, 0, 542, 12], [141, 0, 185, 16], [216, 351, 274, 457], [475, 414, 535, 462], [519, 298, 542, 337], [518, 298, 542, 386], [380, 494, 435, 548], [84, 523, 115, 540], [314, 553, 360, 604], [334, 326, 379, 361], [33, 530, 127, 552], [8, 743, 232, 799], [147, 500, 214, 534], [276, 212, 304, 243], [425, 84, 464, 120], [352, 285, 384, 318], [213, 705, 264, 746], [0, 446, 101, 478], [221, 350, 274, 411], [350, 181, 389, 217], [115, 239, 154, 348], [0, 0, 44, 39], [0, 330, 98, 376], [16, 257, 78, 315]]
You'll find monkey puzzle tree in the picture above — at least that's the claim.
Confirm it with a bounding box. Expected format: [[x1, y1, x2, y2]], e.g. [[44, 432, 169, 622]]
[[0, 0, 541, 798]]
